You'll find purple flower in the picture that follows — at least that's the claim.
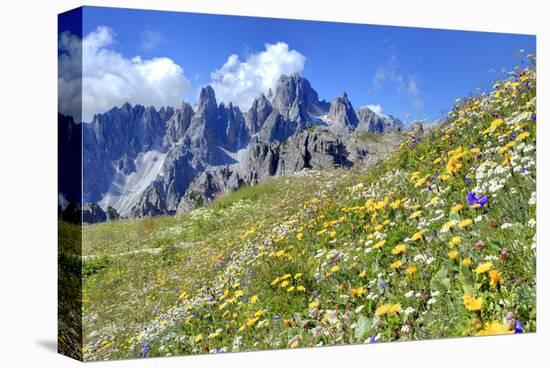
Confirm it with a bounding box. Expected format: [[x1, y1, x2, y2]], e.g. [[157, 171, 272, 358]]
[[140, 343, 151, 358], [466, 191, 489, 207], [367, 334, 379, 343], [274, 315, 281, 321], [515, 320, 524, 333], [380, 282, 388, 290], [531, 114, 536, 121]]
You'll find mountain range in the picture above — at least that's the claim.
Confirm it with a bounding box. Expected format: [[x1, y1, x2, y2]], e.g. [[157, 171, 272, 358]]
[[59, 73, 411, 223]]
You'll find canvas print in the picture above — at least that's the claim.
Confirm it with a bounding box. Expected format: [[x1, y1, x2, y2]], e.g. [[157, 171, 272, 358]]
[[58, 6, 536, 361]]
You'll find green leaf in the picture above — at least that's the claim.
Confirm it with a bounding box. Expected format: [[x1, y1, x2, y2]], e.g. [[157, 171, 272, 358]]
[[430, 267, 450, 292], [354, 315, 372, 340]]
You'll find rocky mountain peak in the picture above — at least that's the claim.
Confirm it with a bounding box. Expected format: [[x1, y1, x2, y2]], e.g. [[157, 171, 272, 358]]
[[247, 93, 273, 134], [272, 73, 329, 123], [327, 92, 359, 133], [356, 106, 404, 134], [197, 86, 217, 112]]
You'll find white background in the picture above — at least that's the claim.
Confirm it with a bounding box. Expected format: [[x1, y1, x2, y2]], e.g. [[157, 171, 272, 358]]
[[0, 0, 547, 367]]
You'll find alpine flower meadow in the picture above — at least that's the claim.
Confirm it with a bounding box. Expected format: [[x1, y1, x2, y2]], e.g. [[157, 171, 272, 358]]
[[77, 64, 536, 360]]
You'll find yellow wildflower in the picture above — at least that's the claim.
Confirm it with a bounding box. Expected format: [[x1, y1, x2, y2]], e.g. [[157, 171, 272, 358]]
[[390, 260, 402, 270], [296, 232, 303, 240], [351, 287, 366, 297], [516, 132, 530, 141], [489, 270, 501, 287], [463, 294, 483, 312], [451, 204, 464, 214], [280, 280, 290, 288], [209, 331, 221, 339], [448, 251, 458, 260], [328, 230, 337, 238], [459, 219, 473, 228], [463, 258, 472, 267], [388, 304, 402, 315], [390, 199, 402, 209], [373, 239, 386, 249], [358, 270, 367, 278], [406, 265, 417, 275], [409, 210, 422, 219], [309, 301, 320, 309], [474, 261, 493, 274], [442, 220, 455, 231], [446, 157, 462, 175], [391, 244, 407, 255], [250, 295, 259, 304], [246, 317, 260, 328], [411, 230, 425, 241], [330, 265, 341, 273], [194, 334, 203, 343], [476, 321, 512, 336], [449, 236, 462, 247], [296, 285, 306, 292], [375, 304, 390, 316]]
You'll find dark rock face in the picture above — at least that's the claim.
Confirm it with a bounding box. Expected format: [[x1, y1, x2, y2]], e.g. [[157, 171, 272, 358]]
[[247, 94, 273, 134], [60, 202, 82, 224], [244, 128, 354, 185], [106, 206, 120, 221], [327, 93, 359, 133], [164, 102, 194, 146], [58, 114, 82, 205], [178, 166, 245, 211], [271, 73, 329, 126], [82, 103, 174, 204], [59, 73, 408, 222], [117, 155, 136, 175], [356, 107, 404, 133], [82, 203, 107, 224]]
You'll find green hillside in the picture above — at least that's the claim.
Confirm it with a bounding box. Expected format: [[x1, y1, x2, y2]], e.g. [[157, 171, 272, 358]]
[[79, 66, 536, 360]]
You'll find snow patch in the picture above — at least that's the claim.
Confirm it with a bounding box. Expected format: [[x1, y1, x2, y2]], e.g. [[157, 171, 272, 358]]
[[99, 150, 167, 217]]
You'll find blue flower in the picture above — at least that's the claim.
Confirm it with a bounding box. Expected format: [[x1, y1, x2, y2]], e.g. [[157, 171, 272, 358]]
[[140, 343, 151, 358], [515, 320, 524, 333], [466, 191, 489, 207], [367, 334, 379, 343]]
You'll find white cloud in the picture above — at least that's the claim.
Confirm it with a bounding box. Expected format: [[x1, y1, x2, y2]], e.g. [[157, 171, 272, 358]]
[[364, 104, 386, 117], [372, 55, 423, 108], [210, 42, 306, 110], [140, 29, 164, 52], [58, 26, 191, 122]]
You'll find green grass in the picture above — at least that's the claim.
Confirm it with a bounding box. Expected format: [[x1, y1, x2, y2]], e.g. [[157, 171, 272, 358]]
[[72, 67, 536, 361]]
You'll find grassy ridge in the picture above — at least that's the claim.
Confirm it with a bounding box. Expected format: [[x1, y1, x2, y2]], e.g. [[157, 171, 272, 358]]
[[80, 66, 536, 360]]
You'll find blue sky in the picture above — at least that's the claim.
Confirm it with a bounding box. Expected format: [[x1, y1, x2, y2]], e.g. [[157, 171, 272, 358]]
[[69, 6, 535, 123]]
